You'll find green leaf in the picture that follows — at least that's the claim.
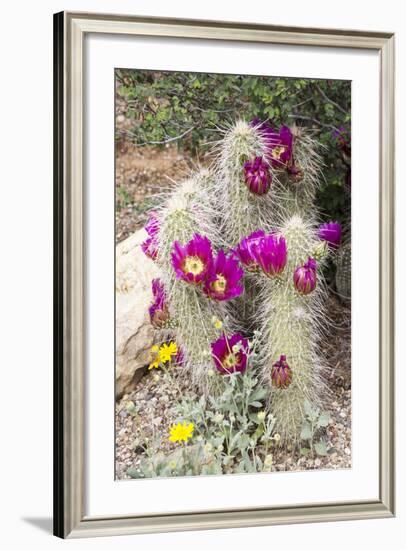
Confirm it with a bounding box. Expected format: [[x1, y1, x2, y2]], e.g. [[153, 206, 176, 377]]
[[317, 412, 330, 428], [314, 441, 328, 456], [249, 387, 268, 402], [300, 423, 312, 440], [300, 447, 310, 456], [127, 468, 145, 479], [249, 401, 263, 408], [237, 434, 251, 451]]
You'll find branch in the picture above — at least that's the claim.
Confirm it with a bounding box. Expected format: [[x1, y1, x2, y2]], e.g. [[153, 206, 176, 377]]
[[314, 83, 347, 115], [116, 126, 196, 146]]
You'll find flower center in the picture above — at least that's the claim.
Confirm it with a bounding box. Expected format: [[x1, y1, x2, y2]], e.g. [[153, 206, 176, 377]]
[[223, 353, 238, 369], [212, 274, 227, 294], [183, 255, 204, 275], [271, 146, 285, 160]]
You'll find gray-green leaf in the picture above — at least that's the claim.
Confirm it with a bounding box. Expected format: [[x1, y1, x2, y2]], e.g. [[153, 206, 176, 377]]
[[317, 412, 330, 428], [314, 441, 328, 456], [300, 423, 312, 440]]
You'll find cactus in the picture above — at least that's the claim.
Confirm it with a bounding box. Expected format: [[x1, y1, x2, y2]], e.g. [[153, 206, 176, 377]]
[[155, 172, 228, 390], [210, 121, 277, 330], [270, 126, 323, 225], [335, 241, 351, 301], [140, 119, 336, 444], [212, 120, 277, 246], [257, 215, 330, 443]]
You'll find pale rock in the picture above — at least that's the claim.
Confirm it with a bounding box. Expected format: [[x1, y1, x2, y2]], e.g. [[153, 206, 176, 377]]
[[115, 228, 160, 399]]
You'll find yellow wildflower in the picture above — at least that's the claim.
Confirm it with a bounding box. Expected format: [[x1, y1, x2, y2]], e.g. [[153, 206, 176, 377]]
[[148, 345, 160, 370], [212, 317, 223, 330], [159, 341, 178, 363], [168, 421, 194, 443]]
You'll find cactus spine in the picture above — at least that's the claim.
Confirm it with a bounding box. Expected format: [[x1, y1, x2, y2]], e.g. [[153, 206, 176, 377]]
[[270, 127, 323, 225], [258, 216, 329, 443], [213, 120, 277, 245], [143, 119, 333, 444], [156, 173, 227, 389]]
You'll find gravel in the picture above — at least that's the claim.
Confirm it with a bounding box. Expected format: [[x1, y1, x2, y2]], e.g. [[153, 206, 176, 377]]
[[115, 294, 351, 479]]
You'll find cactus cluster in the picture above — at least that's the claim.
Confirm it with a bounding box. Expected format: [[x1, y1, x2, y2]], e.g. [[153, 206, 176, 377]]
[[140, 119, 343, 444]]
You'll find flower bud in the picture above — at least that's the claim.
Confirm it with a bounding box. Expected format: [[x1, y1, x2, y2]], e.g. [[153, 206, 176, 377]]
[[271, 354, 293, 389], [318, 221, 342, 249], [243, 156, 272, 195], [293, 257, 317, 295]]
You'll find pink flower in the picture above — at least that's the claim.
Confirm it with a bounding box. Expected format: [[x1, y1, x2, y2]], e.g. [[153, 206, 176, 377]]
[[293, 257, 317, 295], [318, 221, 342, 249], [243, 157, 272, 195], [211, 333, 249, 375], [234, 230, 266, 272], [148, 279, 169, 328], [252, 233, 287, 277], [141, 213, 159, 260], [171, 234, 213, 284], [271, 355, 292, 389], [204, 250, 244, 301]]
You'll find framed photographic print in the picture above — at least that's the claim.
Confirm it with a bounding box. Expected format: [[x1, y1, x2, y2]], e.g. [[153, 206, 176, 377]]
[[54, 11, 395, 538]]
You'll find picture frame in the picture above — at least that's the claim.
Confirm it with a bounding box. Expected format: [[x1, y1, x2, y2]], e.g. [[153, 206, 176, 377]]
[[53, 11, 395, 538]]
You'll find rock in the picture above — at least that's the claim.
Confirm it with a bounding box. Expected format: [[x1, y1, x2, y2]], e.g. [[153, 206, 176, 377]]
[[115, 228, 160, 399]]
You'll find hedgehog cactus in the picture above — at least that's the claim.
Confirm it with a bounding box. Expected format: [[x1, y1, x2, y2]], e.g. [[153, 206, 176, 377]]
[[336, 240, 351, 301], [256, 215, 330, 442], [139, 119, 337, 445], [267, 125, 322, 223], [213, 120, 277, 246], [155, 173, 228, 389]]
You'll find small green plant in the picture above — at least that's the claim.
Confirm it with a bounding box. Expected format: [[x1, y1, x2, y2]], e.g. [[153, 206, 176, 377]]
[[127, 368, 280, 478], [116, 186, 133, 209], [299, 400, 330, 457]]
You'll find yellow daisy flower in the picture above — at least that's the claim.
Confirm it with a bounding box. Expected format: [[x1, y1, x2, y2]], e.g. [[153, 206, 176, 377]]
[[211, 317, 223, 330], [168, 421, 194, 443], [148, 344, 160, 370], [148, 358, 160, 370], [159, 341, 178, 363]]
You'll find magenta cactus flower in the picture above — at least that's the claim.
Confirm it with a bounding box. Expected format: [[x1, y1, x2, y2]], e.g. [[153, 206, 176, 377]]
[[243, 156, 272, 195], [252, 233, 287, 277], [141, 212, 160, 260], [318, 221, 342, 249], [271, 354, 292, 389], [171, 233, 213, 284], [251, 119, 293, 168], [204, 250, 244, 301], [267, 125, 293, 168], [293, 257, 317, 295], [234, 230, 265, 271], [149, 279, 169, 328], [211, 333, 249, 375]]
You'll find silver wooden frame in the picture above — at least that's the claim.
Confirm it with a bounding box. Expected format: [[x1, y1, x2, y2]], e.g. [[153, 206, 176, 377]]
[[53, 11, 395, 538]]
